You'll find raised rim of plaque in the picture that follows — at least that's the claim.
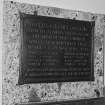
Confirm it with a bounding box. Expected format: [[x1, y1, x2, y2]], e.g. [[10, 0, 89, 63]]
[[19, 12, 96, 23], [18, 12, 95, 85], [16, 97, 105, 105]]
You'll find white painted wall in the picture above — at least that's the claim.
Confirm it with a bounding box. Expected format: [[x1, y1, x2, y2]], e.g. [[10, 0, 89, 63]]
[[0, 0, 3, 105]]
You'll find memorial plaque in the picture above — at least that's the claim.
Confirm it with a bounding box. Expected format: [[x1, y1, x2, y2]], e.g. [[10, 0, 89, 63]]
[[18, 13, 95, 84]]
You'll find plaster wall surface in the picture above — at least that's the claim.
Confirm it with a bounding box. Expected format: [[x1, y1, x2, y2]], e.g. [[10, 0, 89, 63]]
[[2, 1, 105, 105]]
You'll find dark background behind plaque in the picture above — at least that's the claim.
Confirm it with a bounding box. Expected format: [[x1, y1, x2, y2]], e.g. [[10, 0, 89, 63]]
[[19, 13, 95, 84]]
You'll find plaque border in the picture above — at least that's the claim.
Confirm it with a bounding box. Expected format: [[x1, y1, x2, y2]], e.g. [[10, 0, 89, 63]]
[[18, 13, 95, 85]]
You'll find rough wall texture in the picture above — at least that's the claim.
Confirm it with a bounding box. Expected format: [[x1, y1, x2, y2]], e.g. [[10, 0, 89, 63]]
[[2, 0, 105, 105]]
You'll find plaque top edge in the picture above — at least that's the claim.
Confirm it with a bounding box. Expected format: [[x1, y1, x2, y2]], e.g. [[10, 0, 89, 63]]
[[19, 12, 95, 23]]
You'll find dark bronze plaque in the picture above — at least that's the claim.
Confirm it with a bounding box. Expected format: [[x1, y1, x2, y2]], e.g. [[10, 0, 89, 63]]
[[18, 13, 95, 84]]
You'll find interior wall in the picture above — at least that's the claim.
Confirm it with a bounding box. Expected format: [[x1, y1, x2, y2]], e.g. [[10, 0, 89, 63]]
[[2, 1, 105, 105], [0, 0, 3, 104]]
